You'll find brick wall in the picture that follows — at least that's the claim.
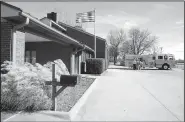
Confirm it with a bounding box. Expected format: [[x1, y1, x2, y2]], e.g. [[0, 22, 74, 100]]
[[15, 31, 25, 65], [1, 18, 25, 65], [1, 18, 13, 63]]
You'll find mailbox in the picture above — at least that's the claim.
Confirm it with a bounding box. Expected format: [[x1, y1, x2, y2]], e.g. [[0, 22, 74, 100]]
[[60, 75, 79, 86]]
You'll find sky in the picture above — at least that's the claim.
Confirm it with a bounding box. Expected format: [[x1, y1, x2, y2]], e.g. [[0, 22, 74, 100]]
[[8, 2, 184, 60]]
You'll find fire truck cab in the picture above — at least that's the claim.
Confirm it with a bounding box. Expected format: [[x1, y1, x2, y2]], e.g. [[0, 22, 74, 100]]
[[153, 54, 176, 70]]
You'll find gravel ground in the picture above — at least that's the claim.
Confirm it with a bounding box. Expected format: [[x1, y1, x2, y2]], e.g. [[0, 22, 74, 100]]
[[56, 77, 95, 112]]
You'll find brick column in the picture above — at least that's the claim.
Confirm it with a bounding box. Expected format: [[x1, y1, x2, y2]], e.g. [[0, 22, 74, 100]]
[[12, 30, 25, 65], [15, 31, 25, 65]]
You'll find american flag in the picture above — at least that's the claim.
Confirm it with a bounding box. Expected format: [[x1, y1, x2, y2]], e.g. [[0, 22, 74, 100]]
[[76, 11, 95, 23]]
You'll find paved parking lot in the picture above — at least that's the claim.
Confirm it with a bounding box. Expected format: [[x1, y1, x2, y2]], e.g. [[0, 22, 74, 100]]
[[74, 65, 184, 121]]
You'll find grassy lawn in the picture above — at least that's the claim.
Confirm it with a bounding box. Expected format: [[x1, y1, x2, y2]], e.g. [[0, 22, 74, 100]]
[[56, 77, 95, 112], [176, 63, 184, 70]]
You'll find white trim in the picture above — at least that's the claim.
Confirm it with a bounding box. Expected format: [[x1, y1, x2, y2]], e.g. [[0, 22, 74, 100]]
[[70, 53, 75, 75], [51, 20, 67, 31], [12, 31, 16, 65], [79, 54, 81, 74], [40, 17, 66, 31]]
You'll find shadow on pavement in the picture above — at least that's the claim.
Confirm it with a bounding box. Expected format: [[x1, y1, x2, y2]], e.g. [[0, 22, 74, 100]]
[[108, 67, 131, 70], [141, 69, 161, 70], [108, 67, 163, 71], [38, 112, 69, 120]]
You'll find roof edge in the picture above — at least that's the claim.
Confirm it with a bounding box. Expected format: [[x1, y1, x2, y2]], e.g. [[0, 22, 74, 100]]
[[40, 17, 67, 32], [1, 1, 22, 11], [21, 12, 94, 52], [21, 12, 83, 47], [58, 21, 106, 41]]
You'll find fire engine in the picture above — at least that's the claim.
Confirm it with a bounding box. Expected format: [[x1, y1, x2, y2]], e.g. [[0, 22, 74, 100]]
[[125, 54, 176, 70]]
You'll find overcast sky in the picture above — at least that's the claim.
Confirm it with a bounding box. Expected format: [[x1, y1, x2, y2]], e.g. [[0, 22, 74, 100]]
[[8, 2, 184, 60]]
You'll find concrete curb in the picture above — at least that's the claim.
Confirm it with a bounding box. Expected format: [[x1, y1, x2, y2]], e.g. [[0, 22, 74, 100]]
[[69, 76, 99, 120], [101, 70, 108, 76], [3, 111, 22, 122], [38, 75, 99, 121]]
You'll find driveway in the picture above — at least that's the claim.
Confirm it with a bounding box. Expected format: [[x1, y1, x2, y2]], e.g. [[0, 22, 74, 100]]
[[74, 65, 184, 121]]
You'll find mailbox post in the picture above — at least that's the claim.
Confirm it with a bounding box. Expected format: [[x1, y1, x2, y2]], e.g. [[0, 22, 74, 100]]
[[45, 64, 79, 111], [52, 64, 57, 111]]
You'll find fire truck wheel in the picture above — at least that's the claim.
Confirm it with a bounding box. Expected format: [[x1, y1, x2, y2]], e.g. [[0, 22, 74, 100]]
[[162, 64, 169, 70]]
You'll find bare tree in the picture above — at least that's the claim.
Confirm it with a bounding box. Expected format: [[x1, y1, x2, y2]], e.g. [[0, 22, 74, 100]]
[[107, 29, 126, 65], [151, 45, 161, 54], [118, 41, 132, 65], [128, 27, 158, 55], [108, 45, 118, 62]]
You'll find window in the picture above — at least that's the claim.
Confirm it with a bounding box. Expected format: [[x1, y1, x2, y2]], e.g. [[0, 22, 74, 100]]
[[25, 50, 36, 64], [152, 56, 156, 60], [158, 56, 163, 59], [169, 56, 174, 60], [31, 51, 36, 64], [164, 55, 168, 60], [25, 51, 30, 63]]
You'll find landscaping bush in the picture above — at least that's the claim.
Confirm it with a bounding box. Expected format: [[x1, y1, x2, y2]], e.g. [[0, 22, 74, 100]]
[[81, 61, 86, 74], [85, 58, 105, 74], [1, 59, 69, 112]]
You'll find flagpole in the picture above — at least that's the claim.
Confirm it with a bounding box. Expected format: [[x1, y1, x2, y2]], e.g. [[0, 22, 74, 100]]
[[94, 8, 96, 58], [81, 21, 83, 29], [80, 14, 82, 29]]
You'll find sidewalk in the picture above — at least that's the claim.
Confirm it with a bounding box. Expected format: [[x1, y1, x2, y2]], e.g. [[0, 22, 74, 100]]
[[3, 111, 69, 122], [73, 67, 182, 121]]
